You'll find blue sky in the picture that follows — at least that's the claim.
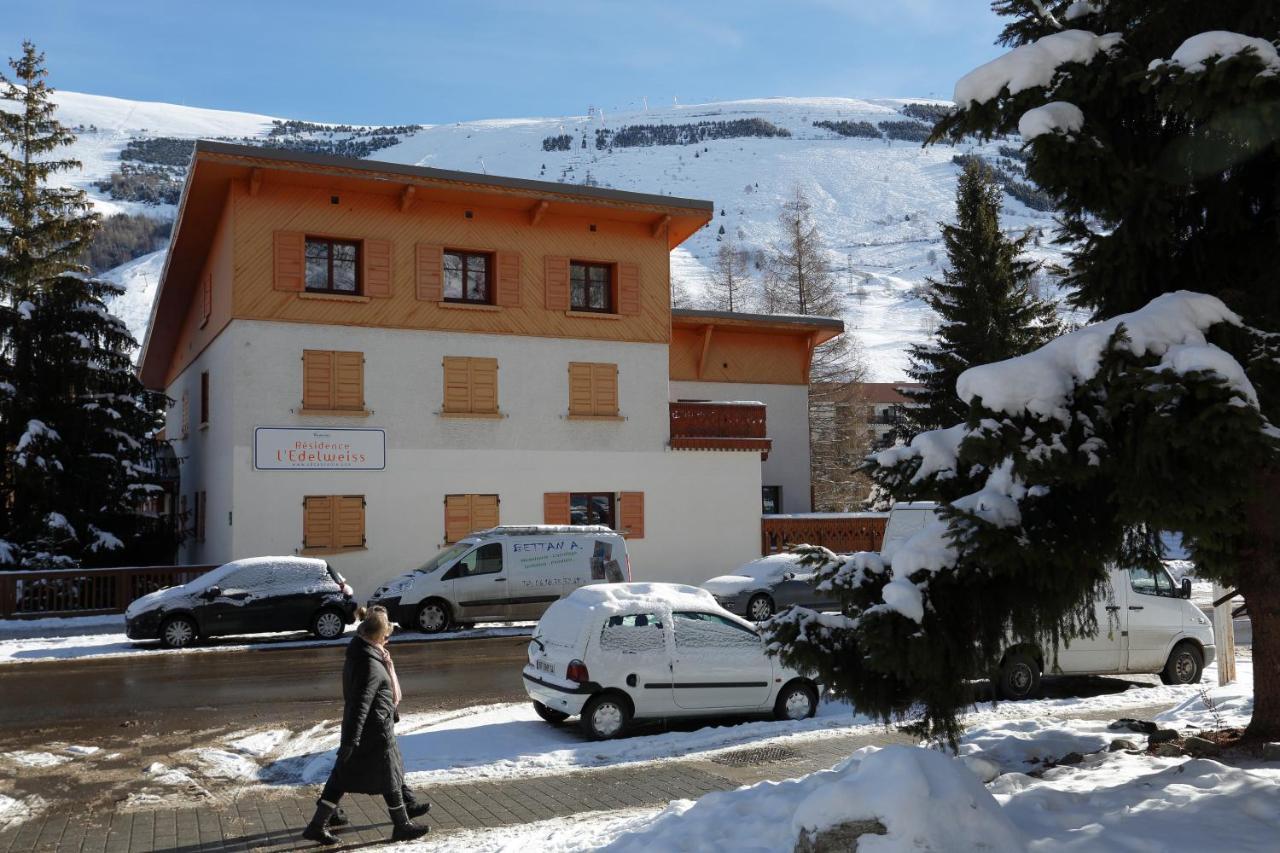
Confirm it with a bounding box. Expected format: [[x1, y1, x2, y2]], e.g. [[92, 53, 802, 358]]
[[5, 1, 1005, 124]]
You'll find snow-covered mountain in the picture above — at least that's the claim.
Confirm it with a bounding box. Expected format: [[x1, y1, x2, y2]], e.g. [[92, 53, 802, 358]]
[[32, 90, 1074, 380]]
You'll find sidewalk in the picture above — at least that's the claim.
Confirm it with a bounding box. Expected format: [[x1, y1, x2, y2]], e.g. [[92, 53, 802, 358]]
[[0, 730, 913, 853]]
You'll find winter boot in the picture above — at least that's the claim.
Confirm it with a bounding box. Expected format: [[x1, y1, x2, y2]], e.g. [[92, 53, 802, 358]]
[[301, 801, 339, 845], [389, 805, 430, 841], [327, 805, 350, 827], [402, 786, 431, 819]]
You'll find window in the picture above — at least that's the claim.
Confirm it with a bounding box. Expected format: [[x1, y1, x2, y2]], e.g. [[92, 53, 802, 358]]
[[673, 611, 761, 650], [444, 494, 499, 544], [304, 237, 361, 294], [180, 390, 190, 438], [570, 261, 613, 312], [1130, 566, 1177, 598], [303, 495, 365, 552], [570, 493, 615, 527], [600, 613, 666, 654], [762, 486, 782, 515], [567, 362, 619, 417], [443, 250, 493, 304], [442, 356, 499, 415], [451, 542, 504, 577], [194, 491, 207, 543], [302, 350, 365, 413], [199, 372, 209, 426]]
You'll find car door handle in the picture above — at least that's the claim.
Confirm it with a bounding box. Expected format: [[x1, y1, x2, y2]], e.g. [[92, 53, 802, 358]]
[[1105, 605, 1121, 612], [1128, 605, 1144, 611], [494, 578, 506, 582]]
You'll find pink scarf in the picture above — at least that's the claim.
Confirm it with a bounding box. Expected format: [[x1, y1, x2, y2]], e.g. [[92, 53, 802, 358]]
[[381, 645, 402, 707]]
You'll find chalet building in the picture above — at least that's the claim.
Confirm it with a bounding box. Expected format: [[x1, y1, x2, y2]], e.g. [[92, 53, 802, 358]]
[[139, 142, 842, 595], [856, 382, 924, 449]]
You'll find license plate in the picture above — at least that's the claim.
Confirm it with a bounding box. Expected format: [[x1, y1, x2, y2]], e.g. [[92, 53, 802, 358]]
[[536, 659, 555, 674]]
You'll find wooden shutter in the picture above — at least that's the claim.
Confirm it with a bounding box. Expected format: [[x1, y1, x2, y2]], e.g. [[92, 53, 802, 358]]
[[545, 256, 570, 310], [273, 231, 305, 292], [472, 494, 500, 530], [180, 391, 189, 438], [304, 496, 334, 550], [335, 496, 365, 549], [617, 262, 640, 316], [442, 356, 472, 413], [416, 243, 443, 301], [567, 363, 594, 416], [469, 358, 499, 414], [495, 251, 521, 308], [334, 351, 365, 410], [591, 363, 619, 416], [364, 239, 393, 298], [200, 272, 212, 323], [619, 491, 644, 539], [444, 494, 473, 544], [303, 350, 334, 410], [543, 492, 571, 525]]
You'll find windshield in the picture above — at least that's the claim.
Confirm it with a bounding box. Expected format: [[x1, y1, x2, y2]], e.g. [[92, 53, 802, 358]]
[[415, 542, 473, 574]]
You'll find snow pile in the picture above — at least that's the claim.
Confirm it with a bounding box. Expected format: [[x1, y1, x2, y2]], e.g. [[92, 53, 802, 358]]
[[954, 30, 1122, 105], [959, 718, 1112, 772], [605, 746, 1026, 853], [228, 729, 289, 758], [1018, 101, 1084, 139], [956, 291, 1250, 421], [1155, 31, 1280, 74]]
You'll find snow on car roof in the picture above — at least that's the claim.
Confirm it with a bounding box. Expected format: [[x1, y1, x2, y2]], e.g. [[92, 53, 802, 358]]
[[562, 583, 719, 615], [473, 525, 618, 536]]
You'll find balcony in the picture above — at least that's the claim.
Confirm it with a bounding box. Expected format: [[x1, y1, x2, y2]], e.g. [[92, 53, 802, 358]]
[[669, 401, 772, 457]]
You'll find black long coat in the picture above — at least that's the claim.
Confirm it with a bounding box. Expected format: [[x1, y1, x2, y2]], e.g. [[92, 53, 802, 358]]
[[327, 636, 405, 796]]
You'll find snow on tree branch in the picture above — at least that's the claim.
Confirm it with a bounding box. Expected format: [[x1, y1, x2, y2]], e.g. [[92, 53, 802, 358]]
[[1018, 101, 1084, 139], [1150, 31, 1280, 75], [954, 30, 1122, 106]]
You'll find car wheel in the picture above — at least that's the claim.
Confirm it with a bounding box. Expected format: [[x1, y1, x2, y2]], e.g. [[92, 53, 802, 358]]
[[533, 701, 569, 725], [580, 693, 631, 740], [774, 680, 818, 721], [311, 608, 346, 640], [160, 615, 198, 649], [416, 599, 451, 634], [1160, 642, 1204, 686], [997, 651, 1041, 701], [747, 593, 775, 622]]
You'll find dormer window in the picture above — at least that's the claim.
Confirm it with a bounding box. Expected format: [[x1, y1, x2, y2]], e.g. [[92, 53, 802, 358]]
[[305, 237, 361, 294]]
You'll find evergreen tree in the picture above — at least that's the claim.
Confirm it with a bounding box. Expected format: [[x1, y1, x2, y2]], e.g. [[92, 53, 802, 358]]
[[903, 159, 1060, 434], [765, 2, 1280, 744], [0, 42, 169, 567], [705, 238, 751, 312]]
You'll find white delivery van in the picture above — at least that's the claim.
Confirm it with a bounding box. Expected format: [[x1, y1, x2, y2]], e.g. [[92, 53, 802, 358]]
[[367, 526, 630, 633], [882, 503, 1215, 699]]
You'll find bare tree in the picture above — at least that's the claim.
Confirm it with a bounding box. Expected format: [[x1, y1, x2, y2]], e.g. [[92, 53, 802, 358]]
[[762, 187, 841, 316], [705, 238, 752, 312], [671, 273, 695, 310]]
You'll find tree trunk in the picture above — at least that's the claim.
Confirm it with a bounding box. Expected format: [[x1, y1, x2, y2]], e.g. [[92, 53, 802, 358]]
[[1242, 467, 1280, 741]]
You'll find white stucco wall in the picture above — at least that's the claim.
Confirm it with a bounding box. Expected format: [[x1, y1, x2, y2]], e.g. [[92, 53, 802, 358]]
[[669, 380, 811, 514]]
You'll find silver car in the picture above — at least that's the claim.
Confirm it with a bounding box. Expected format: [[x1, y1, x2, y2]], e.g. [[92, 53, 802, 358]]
[[701, 554, 840, 622]]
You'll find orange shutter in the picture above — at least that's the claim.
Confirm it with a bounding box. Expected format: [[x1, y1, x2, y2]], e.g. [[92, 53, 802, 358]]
[[543, 493, 571, 525], [364, 239, 393, 298], [416, 243, 443, 301], [617, 262, 640, 316], [469, 358, 499, 414], [472, 494, 500, 530], [545, 256, 569, 310], [442, 356, 472, 413], [567, 363, 594, 416], [591, 363, 619, 416], [334, 351, 364, 411], [619, 492, 644, 539], [444, 494, 472, 544], [303, 350, 334, 410], [334, 496, 365, 549], [200, 272, 212, 322], [304, 496, 334, 549], [180, 390, 189, 438], [273, 231, 305, 292], [495, 251, 521, 307]]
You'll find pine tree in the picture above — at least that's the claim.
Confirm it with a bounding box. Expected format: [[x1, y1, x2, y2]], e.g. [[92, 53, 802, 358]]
[[0, 42, 169, 567], [705, 238, 751, 312], [903, 159, 1060, 434], [765, 2, 1280, 744]]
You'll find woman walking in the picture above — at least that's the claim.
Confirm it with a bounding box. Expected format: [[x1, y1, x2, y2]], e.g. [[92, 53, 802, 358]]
[[302, 606, 430, 844]]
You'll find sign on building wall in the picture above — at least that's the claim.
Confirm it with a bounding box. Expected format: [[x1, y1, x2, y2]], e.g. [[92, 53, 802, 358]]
[[254, 427, 386, 471]]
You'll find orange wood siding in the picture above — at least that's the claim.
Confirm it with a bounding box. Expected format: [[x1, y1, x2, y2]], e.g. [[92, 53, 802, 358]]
[[163, 193, 236, 386], [619, 491, 644, 539], [495, 250, 521, 308], [416, 243, 443, 301], [617, 262, 640, 316], [544, 255, 569, 311], [200, 272, 212, 323], [669, 326, 811, 385], [363, 239, 393, 298], [445, 494, 499, 543], [543, 492, 570, 525], [303, 350, 364, 411], [273, 231, 305, 292]]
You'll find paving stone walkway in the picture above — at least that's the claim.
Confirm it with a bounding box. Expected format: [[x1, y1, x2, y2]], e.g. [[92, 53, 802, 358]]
[[0, 730, 911, 853]]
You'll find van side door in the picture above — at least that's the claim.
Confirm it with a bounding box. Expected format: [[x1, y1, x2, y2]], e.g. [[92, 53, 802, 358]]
[[1124, 566, 1182, 672], [1053, 573, 1122, 674], [507, 540, 569, 622], [444, 543, 510, 623]]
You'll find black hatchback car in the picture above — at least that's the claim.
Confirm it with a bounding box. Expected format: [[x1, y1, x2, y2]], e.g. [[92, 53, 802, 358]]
[[125, 556, 358, 648]]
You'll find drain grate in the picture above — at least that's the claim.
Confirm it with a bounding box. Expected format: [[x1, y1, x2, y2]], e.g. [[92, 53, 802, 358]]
[[711, 744, 800, 767]]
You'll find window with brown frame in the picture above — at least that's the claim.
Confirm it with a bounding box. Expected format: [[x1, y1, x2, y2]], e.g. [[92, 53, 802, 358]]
[[569, 261, 613, 312], [443, 250, 493, 304], [569, 493, 615, 527], [304, 237, 361, 294]]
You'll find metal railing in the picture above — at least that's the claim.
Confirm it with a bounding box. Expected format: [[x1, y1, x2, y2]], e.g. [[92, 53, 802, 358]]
[[0, 564, 217, 619]]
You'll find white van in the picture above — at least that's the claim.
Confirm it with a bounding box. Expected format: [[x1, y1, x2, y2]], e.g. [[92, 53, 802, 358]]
[[367, 526, 630, 633], [882, 503, 1215, 699]]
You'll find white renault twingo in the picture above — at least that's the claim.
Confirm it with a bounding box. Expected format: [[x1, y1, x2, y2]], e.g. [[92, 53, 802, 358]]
[[522, 582, 820, 739]]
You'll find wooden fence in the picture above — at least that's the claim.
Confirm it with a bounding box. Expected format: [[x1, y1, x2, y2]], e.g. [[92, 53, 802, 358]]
[[0, 564, 217, 619], [761, 514, 888, 556]]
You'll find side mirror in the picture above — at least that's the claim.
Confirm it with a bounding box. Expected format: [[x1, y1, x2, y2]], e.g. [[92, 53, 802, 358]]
[[1181, 578, 1192, 600], [202, 586, 221, 600], [782, 572, 795, 581]]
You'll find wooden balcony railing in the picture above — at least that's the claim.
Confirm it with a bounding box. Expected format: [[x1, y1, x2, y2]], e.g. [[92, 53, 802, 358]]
[[761, 513, 888, 556], [0, 564, 217, 619], [669, 401, 772, 457]]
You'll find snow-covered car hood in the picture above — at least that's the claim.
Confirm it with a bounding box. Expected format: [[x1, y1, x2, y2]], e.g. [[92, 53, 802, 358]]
[[701, 575, 760, 597], [374, 573, 417, 597], [125, 584, 196, 619]]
